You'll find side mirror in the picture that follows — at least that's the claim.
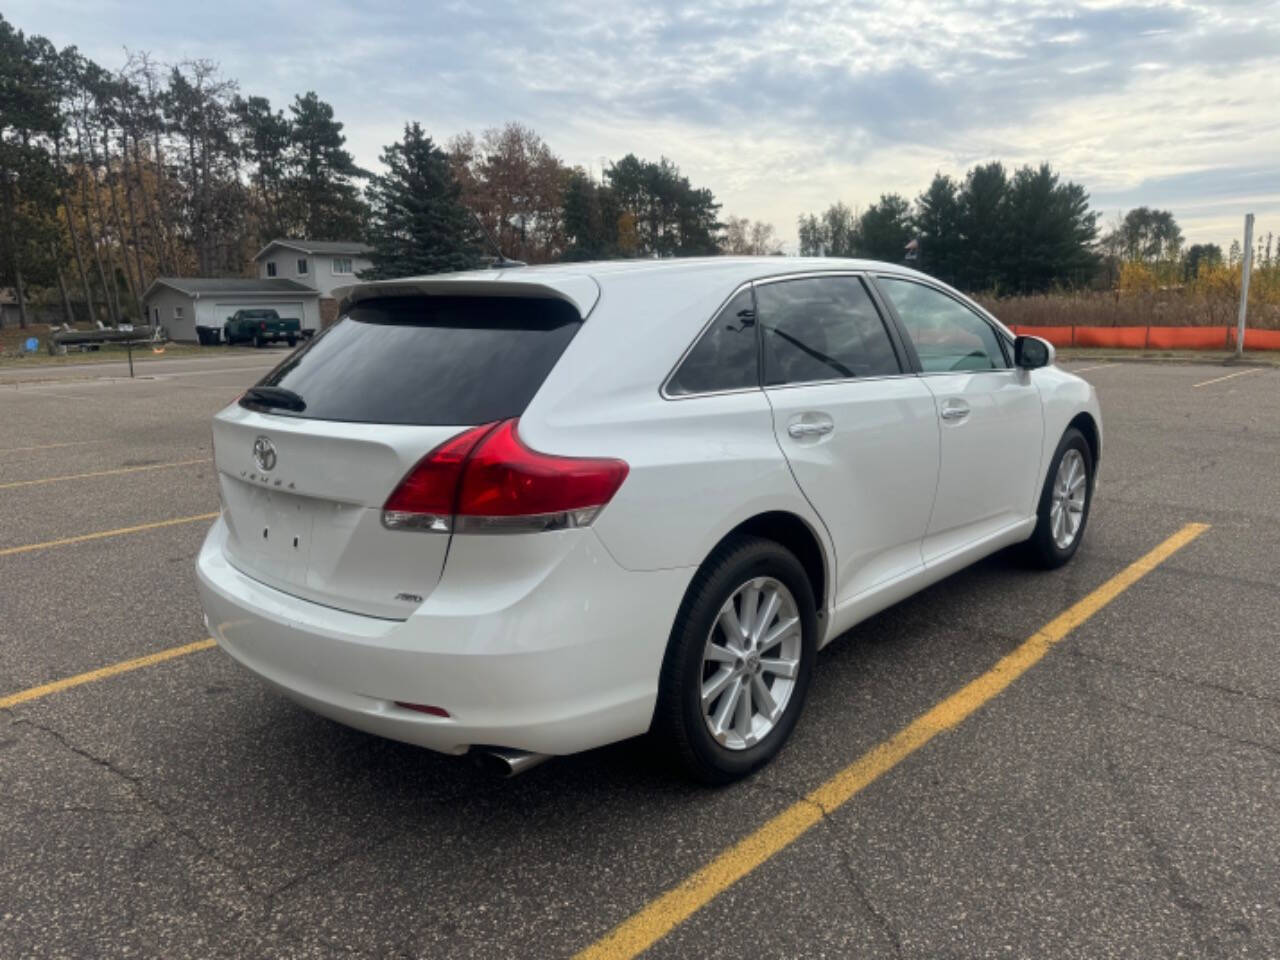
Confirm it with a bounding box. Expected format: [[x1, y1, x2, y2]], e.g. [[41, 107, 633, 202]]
[[1014, 335, 1054, 370]]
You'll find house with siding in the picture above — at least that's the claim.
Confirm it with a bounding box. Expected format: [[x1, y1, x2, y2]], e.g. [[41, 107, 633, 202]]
[[141, 278, 320, 343], [252, 240, 373, 329], [141, 238, 371, 342]]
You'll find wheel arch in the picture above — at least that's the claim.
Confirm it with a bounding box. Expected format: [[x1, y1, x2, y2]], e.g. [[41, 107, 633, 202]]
[[1067, 411, 1101, 467], [710, 511, 829, 618]]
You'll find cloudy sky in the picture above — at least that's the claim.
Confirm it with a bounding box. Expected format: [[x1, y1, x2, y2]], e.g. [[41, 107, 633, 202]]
[[12, 0, 1279, 251]]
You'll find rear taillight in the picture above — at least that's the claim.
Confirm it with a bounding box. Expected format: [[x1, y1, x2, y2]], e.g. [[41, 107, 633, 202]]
[[382, 422, 498, 531], [382, 419, 628, 534], [259, 322, 266, 330]]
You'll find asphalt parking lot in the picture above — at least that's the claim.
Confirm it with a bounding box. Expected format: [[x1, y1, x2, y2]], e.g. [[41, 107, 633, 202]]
[[2, 354, 1277, 959]]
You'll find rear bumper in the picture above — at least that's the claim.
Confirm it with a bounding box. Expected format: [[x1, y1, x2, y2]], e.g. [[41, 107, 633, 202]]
[[196, 516, 692, 756]]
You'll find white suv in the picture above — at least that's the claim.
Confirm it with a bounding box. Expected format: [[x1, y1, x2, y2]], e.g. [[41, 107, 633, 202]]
[[196, 258, 1101, 782]]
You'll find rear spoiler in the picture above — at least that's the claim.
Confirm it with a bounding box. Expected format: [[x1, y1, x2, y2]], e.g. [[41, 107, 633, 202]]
[[332, 273, 601, 319]]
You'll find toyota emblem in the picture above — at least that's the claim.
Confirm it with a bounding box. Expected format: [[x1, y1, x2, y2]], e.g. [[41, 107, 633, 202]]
[[252, 436, 277, 472]]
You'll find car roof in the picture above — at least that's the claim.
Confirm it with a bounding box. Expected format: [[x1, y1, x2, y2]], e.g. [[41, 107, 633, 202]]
[[414, 256, 929, 283], [334, 257, 940, 319]]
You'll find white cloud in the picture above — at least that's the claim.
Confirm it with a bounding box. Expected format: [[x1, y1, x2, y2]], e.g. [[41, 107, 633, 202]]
[[9, 0, 1278, 249]]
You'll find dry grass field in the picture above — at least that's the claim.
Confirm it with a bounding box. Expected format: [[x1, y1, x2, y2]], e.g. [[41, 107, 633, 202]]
[[977, 261, 1280, 330]]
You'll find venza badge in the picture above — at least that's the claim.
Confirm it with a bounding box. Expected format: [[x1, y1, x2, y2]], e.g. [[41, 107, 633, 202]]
[[252, 435, 277, 472]]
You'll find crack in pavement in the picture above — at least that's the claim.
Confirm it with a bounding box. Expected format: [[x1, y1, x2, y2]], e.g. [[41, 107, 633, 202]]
[[820, 816, 906, 960], [13, 715, 262, 909], [1082, 673, 1235, 960], [1065, 648, 1280, 709], [1091, 691, 1280, 762], [746, 779, 905, 957]]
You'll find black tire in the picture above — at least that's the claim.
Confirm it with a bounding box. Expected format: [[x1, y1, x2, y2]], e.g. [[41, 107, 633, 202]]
[[1025, 427, 1094, 569], [653, 535, 817, 784], [253, 334, 264, 349], [286, 336, 297, 347]]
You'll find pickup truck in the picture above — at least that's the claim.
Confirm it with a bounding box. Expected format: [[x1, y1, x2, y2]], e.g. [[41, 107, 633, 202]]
[[223, 309, 301, 348]]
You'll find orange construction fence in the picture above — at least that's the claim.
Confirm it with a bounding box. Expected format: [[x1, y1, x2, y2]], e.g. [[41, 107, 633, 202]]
[[1011, 324, 1280, 351]]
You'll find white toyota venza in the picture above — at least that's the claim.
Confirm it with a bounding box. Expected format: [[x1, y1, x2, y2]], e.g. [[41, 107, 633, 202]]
[[196, 258, 1101, 782]]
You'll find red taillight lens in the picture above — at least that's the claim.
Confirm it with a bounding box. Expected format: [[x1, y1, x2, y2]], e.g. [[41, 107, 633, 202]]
[[458, 420, 629, 519], [382, 422, 497, 531], [382, 419, 628, 534], [260, 322, 266, 330]]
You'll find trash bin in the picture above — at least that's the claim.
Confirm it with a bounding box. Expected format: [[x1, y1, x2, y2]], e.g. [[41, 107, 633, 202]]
[[195, 326, 220, 346]]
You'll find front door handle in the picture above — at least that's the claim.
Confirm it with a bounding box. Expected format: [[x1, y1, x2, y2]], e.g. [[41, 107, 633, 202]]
[[940, 400, 971, 422], [788, 420, 834, 438]]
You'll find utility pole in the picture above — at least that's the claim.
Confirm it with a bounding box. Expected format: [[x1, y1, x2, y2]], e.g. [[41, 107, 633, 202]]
[[1235, 213, 1254, 358]]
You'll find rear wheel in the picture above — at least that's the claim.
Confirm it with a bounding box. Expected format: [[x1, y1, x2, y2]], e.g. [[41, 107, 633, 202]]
[[654, 536, 817, 784], [1025, 427, 1093, 569], [287, 335, 297, 347], [253, 334, 264, 349]]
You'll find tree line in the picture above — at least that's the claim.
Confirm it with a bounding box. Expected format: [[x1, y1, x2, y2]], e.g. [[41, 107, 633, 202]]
[[362, 127, 729, 280], [799, 163, 1101, 294], [0, 13, 742, 326], [1, 11, 1235, 330], [0, 15, 371, 327]]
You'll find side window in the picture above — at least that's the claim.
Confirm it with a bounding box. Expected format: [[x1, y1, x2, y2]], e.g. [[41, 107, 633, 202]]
[[666, 289, 759, 396], [756, 276, 900, 386], [878, 277, 1009, 372]]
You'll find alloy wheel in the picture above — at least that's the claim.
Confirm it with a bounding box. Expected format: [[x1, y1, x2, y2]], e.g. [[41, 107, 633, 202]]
[[1050, 448, 1087, 550], [700, 576, 802, 750]]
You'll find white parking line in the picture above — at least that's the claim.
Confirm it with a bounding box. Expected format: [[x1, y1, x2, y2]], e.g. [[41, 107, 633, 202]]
[[1071, 363, 1116, 374], [1192, 368, 1264, 389]]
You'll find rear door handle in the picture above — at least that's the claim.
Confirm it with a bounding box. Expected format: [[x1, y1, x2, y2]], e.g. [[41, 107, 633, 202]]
[[940, 400, 971, 422], [788, 420, 834, 438]]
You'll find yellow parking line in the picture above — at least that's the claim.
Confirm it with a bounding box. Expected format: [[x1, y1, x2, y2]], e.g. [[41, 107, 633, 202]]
[[575, 522, 1211, 960], [0, 512, 218, 558], [0, 439, 105, 455], [0, 639, 217, 710], [0, 457, 211, 490], [1192, 368, 1263, 388]]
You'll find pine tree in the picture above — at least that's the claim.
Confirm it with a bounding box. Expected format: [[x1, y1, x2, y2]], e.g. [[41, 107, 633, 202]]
[[562, 169, 613, 260], [232, 94, 291, 243], [362, 123, 480, 278], [287, 91, 367, 240], [957, 162, 1010, 291], [1003, 164, 1098, 292], [913, 174, 962, 285], [858, 193, 913, 262], [0, 15, 62, 327]]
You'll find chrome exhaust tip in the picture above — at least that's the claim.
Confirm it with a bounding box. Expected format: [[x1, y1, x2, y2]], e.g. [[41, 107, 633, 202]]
[[474, 747, 551, 778]]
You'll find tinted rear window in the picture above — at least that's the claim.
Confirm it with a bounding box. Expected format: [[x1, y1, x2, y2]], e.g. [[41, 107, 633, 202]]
[[244, 295, 582, 425]]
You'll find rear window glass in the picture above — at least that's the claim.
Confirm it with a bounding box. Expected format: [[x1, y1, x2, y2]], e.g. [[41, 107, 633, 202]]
[[244, 295, 582, 425]]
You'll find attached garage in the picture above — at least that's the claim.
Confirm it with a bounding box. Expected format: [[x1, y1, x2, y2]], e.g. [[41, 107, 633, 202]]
[[141, 278, 321, 343], [211, 301, 305, 327]]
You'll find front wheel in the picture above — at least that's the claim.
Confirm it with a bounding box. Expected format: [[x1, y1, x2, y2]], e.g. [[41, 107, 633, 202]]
[[653, 536, 817, 784], [1025, 427, 1094, 569]]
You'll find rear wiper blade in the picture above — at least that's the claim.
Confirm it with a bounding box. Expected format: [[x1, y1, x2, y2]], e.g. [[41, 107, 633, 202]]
[[243, 385, 306, 412]]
